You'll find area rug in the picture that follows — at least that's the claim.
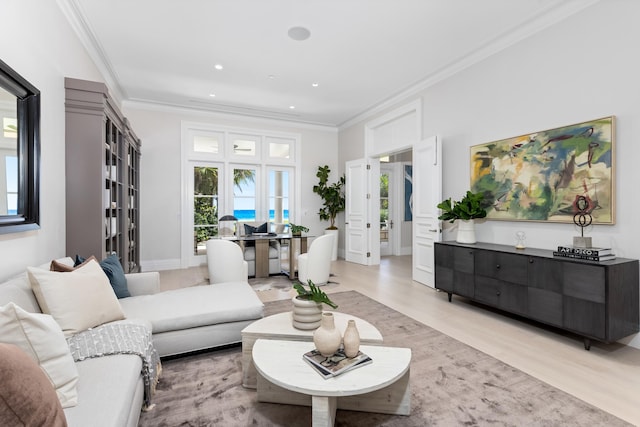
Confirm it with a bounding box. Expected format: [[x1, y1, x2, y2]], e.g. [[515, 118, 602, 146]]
[[138, 291, 630, 427], [248, 275, 294, 292]]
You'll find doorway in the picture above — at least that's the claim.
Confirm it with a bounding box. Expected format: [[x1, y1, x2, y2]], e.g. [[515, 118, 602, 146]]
[[379, 151, 413, 257]]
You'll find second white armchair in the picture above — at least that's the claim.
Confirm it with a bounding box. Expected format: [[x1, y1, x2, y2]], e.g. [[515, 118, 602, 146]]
[[297, 233, 335, 285]]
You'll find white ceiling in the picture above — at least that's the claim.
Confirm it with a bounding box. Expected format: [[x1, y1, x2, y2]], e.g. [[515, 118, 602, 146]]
[[62, 0, 595, 128]]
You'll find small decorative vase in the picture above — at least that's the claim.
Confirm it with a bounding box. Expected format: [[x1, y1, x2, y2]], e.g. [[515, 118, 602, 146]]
[[456, 219, 476, 244], [313, 313, 342, 357], [291, 297, 322, 330], [342, 319, 361, 358]]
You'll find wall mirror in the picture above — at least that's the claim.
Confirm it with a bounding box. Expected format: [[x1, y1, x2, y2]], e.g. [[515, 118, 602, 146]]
[[0, 59, 40, 233]]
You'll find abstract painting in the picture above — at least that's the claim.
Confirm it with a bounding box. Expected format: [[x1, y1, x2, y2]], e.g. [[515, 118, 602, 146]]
[[470, 116, 615, 224], [404, 165, 413, 221]]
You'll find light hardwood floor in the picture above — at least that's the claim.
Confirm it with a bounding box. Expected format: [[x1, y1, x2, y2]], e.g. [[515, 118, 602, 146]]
[[159, 256, 640, 425]]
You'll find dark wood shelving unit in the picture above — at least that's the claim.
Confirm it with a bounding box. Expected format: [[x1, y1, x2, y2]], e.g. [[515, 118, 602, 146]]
[[65, 78, 141, 273]]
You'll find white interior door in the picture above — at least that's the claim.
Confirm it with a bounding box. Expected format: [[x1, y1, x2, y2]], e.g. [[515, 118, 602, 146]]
[[412, 136, 442, 287], [345, 159, 369, 265]]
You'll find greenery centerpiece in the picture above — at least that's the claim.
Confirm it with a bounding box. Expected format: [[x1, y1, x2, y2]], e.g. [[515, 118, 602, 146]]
[[437, 191, 488, 244], [293, 280, 338, 309], [291, 280, 338, 330]]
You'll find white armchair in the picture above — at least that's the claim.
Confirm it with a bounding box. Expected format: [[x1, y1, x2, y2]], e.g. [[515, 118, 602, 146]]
[[206, 239, 248, 284], [297, 233, 334, 285]]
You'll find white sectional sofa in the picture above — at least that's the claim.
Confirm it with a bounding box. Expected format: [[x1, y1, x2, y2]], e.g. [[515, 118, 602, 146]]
[[0, 257, 264, 427]]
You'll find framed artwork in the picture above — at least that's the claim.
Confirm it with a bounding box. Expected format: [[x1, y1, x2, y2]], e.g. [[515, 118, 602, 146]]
[[404, 164, 413, 221], [470, 116, 615, 224]]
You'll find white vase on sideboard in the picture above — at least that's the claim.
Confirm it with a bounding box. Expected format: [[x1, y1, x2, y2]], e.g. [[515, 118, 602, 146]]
[[456, 219, 476, 244]]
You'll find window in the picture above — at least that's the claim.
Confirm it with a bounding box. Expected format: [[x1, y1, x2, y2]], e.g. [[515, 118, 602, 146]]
[[193, 166, 219, 255], [182, 122, 300, 265], [193, 133, 222, 154], [268, 168, 291, 224], [232, 167, 257, 221]]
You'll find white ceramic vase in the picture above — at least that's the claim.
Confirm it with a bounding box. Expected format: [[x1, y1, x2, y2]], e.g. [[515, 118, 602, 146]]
[[456, 219, 476, 244], [291, 297, 322, 330], [313, 312, 342, 357], [342, 319, 361, 358]]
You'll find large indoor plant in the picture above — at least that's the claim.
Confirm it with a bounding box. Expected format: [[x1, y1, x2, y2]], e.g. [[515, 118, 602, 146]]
[[437, 190, 487, 244], [312, 165, 345, 260], [291, 280, 338, 330]]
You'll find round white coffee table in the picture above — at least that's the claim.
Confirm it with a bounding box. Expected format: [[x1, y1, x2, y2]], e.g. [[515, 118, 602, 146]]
[[252, 339, 411, 427], [241, 311, 383, 388]]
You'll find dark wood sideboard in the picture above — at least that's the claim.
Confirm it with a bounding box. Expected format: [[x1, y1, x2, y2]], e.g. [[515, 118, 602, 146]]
[[434, 241, 639, 350]]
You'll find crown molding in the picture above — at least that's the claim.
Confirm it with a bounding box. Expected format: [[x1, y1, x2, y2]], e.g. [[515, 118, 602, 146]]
[[56, 0, 125, 104], [123, 99, 338, 133], [338, 0, 600, 131]]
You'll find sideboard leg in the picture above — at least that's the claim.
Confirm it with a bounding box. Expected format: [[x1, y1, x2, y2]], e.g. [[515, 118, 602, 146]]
[[447, 293, 452, 303], [583, 338, 591, 351]]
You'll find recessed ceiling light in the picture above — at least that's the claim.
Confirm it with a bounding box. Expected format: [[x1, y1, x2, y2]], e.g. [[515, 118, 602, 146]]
[[289, 105, 296, 110], [209, 93, 216, 97], [311, 82, 319, 87], [268, 75, 276, 80], [214, 64, 223, 70], [288, 26, 311, 41]]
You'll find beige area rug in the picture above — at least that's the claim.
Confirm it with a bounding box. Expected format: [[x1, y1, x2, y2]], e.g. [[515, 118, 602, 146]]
[[138, 291, 630, 427]]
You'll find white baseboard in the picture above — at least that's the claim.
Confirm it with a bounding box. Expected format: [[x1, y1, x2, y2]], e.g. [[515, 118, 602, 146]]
[[140, 258, 181, 272]]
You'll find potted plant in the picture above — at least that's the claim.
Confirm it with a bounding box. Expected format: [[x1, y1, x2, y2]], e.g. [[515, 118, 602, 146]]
[[437, 190, 488, 244], [289, 223, 309, 237], [291, 280, 338, 330], [312, 165, 345, 260]]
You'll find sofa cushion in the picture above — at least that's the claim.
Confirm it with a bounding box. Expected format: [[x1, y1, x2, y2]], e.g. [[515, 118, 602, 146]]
[[63, 354, 143, 427], [28, 259, 125, 337], [0, 343, 68, 427], [50, 255, 96, 272], [0, 302, 79, 408], [99, 254, 131, 298], [55, 255, 131, 299], [119, 282, 264, 334]]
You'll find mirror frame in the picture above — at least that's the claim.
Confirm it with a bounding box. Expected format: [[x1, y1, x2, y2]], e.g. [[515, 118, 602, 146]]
[[0, 59, 40, 233]]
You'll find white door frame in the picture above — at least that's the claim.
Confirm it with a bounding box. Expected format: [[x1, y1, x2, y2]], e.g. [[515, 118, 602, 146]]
[[362, 99, 422, 265]]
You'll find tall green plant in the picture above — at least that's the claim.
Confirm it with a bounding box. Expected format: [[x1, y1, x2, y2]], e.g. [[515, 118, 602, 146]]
[[312, 165, 345, 230]]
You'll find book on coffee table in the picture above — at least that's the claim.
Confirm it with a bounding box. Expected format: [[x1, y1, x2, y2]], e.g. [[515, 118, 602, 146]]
[[303, 348, 372, 379]]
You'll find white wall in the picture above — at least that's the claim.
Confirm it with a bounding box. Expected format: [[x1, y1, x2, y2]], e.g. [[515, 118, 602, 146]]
[[121, 105, 339, 269], [338, 0, 640, 348], [0, 1, 104, 281]]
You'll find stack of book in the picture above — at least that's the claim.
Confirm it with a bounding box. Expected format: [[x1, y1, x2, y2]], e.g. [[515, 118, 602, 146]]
[[303, 348, 372, 379], [553, 246, 615, 262]]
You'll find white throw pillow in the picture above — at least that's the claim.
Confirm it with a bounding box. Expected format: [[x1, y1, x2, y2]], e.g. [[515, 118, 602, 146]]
[[0, 302, 79, 408], [28, 258, 125, 337]]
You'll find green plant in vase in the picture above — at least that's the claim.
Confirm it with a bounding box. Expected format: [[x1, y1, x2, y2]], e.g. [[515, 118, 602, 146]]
[[293, 280, 338, 309], [437, 190, 488, 244], [289, 223, 309, 237]]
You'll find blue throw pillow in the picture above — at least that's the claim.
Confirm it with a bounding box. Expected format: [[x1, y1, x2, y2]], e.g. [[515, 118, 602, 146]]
[[100, 254, 130, 299], [75, 254, 130, 298]]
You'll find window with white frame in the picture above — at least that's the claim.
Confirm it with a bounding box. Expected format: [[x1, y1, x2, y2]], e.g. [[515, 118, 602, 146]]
[[183, 123, 300, 259]]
